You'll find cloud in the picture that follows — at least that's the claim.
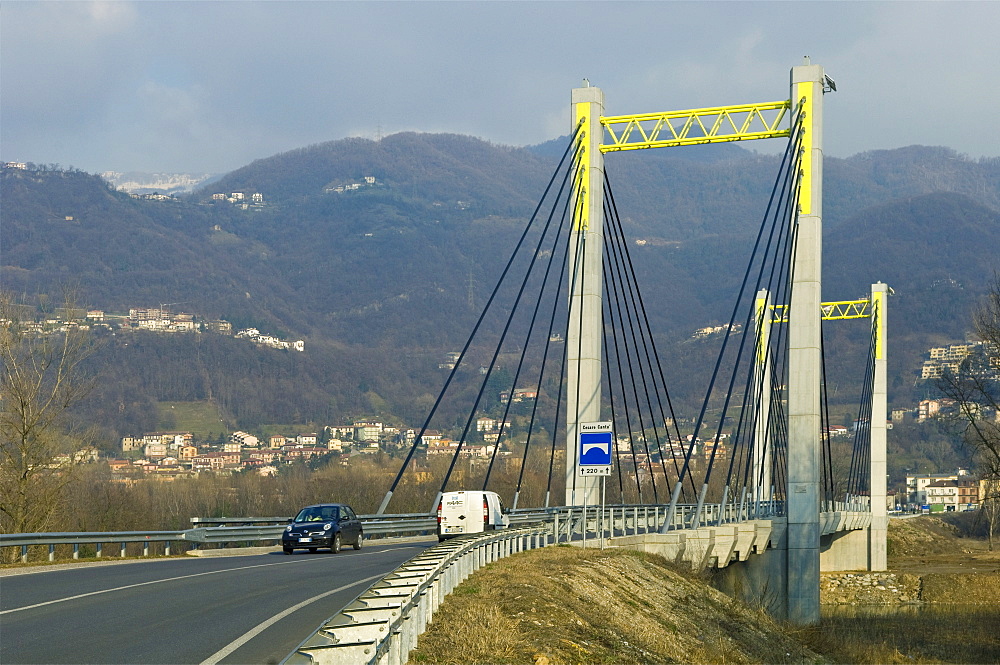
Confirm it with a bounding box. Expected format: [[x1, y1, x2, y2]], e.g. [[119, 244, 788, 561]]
[[2, 1, 997, 173]]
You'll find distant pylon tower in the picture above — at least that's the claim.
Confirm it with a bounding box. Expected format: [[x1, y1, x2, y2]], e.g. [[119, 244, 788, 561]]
[[467, 270, 476, 311]]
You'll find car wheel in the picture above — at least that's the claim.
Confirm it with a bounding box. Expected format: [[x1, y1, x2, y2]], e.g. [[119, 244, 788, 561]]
[[353, 535, 363, 550], [283, 547, 293, 555], [331, 533, 342, 554]]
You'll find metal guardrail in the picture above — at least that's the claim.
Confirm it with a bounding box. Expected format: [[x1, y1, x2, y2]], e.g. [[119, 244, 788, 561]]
[[0, 502, 800, 565], [0, 530, 186, 562], [0, 505, 635, 564], [281, 501, 698, 665], [282, 525, 557, 665], [0, 514, 441, 564], [188, 513, 430, 526]]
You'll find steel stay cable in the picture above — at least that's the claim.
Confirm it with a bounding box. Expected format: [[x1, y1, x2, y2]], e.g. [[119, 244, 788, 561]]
[[762, 185, 801, 510], [602, 242, 646, 502], [545, 156, 590, 504], [601, 207, 661, 502], [602, 188, 672, 499], [567, 159, 591, 502], [728, 239, 794, 501], [601, 180, 682, 501], [603, 173, 692, 499], [847, 319, 877, 498], [482, 142, 584, 494], [729, 263, 777, 499], [692, 115, 803, 527], [439, 142, 588, 498], [820, 325, 837, 507], [769, 175, 801, 501], [662, 108, 805, 531], [755, 130, 803, 507], [845, 320, 873, 498], [750, 133, 803, 497], [727, 326, 765, 500], [601, 313, 628, 500], [847, 312, 879, 500], [511, 167, 579, 508], [754, 120, 804, 513], [377, 126, 582, 513], [694, 187, 791, 524]]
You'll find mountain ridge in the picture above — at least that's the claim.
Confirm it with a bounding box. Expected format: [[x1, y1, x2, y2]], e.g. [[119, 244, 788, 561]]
[[2, 134, 998, 436]]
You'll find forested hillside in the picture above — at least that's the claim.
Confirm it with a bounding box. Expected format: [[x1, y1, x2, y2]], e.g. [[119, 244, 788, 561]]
[[2, 136, 998, 441]]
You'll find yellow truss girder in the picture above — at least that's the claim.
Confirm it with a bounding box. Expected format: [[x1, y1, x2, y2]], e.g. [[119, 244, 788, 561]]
[[599, 101, 792, 153], [771, 299, 871, 324]]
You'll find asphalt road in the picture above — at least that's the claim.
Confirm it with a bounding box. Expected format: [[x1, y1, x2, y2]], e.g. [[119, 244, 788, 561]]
[[0, 541, 434, 665]]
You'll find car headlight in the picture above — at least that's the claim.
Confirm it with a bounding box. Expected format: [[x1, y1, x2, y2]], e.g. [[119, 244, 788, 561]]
[[323, 523, 333, 531], [285, 525, 292, 532]]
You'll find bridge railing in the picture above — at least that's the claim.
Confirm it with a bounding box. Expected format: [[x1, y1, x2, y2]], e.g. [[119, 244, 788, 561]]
[[0, 502, 798, 564]]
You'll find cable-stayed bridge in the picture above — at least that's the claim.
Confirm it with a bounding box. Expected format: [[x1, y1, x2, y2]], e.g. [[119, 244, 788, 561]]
[[0, 59, 889, 664], [372, 57, 887, 627]]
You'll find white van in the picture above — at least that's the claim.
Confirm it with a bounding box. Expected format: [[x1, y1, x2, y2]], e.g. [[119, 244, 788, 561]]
[[436, 490, 509, 541]]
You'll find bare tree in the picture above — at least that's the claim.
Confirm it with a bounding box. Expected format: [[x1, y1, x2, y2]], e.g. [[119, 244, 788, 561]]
[[0, 291, 98, 539], [939, 274, 1000, 549]]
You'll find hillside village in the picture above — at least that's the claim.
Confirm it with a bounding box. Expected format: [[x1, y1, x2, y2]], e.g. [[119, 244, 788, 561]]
[[106, 418, 518, 484], [87, 335, 999, 517], [6, 305, 303, 352]]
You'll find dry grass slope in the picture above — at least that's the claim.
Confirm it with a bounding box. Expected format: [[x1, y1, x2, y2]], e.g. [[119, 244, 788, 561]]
[[408, 547, 823, 665], [407, 518, 1000, 664]]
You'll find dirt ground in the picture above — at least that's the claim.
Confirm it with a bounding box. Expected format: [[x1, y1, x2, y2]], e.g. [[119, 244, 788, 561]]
[[888, 514, 1000, 574], [821, 515, 1000, 606]]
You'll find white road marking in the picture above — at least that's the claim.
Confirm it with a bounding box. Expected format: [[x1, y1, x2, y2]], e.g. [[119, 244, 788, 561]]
[[198, 573, 386, 665], [0, 548, 411, 615]]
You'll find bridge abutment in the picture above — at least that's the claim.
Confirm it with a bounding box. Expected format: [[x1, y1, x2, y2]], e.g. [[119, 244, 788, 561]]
[[820, 527, 874, 571]]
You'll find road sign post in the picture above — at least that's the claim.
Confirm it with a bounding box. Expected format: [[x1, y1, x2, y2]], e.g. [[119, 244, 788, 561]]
[[578, 421, 612, 549], [578, 421, 613, 477]]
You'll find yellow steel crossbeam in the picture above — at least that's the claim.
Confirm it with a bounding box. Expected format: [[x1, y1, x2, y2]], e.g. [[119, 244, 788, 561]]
[[600, 101, 791, 153], [771, 299, 871, 324]]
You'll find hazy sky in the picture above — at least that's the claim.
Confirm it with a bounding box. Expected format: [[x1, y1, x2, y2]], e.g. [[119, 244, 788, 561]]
[[3, 1, 999, 174]]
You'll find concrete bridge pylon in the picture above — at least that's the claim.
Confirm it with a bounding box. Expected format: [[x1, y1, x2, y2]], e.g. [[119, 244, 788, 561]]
[[786, 57, 826, 626], [565, 83, 605, 508]]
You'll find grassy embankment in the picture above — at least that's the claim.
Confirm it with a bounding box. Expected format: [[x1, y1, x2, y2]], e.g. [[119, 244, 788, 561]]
[[407, 516, 1000, 664]]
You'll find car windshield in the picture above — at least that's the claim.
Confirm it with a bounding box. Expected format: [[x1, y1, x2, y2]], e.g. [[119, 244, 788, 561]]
[[295, 506, 338, 522]]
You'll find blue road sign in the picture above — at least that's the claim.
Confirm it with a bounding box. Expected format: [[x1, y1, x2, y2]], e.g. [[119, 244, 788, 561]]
[[579, 421, 612, 476], [580, 432, 612, 465]]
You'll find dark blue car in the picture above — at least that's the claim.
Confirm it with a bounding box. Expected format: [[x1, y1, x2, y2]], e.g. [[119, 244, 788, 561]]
[[282, 503, 364, 554]]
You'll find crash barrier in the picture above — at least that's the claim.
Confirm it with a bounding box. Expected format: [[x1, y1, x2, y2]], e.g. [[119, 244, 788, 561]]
[[278, 503, 872, 664], [0, 501, 796, 565], [0, 530, 186, 563], [0, 514, 437, 564], [281, 525, 555, 665], [278, 504, 701, 665]]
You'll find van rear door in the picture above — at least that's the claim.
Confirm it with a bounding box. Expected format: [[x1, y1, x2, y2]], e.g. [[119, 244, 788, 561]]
[[437, 491, 489, 539]]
